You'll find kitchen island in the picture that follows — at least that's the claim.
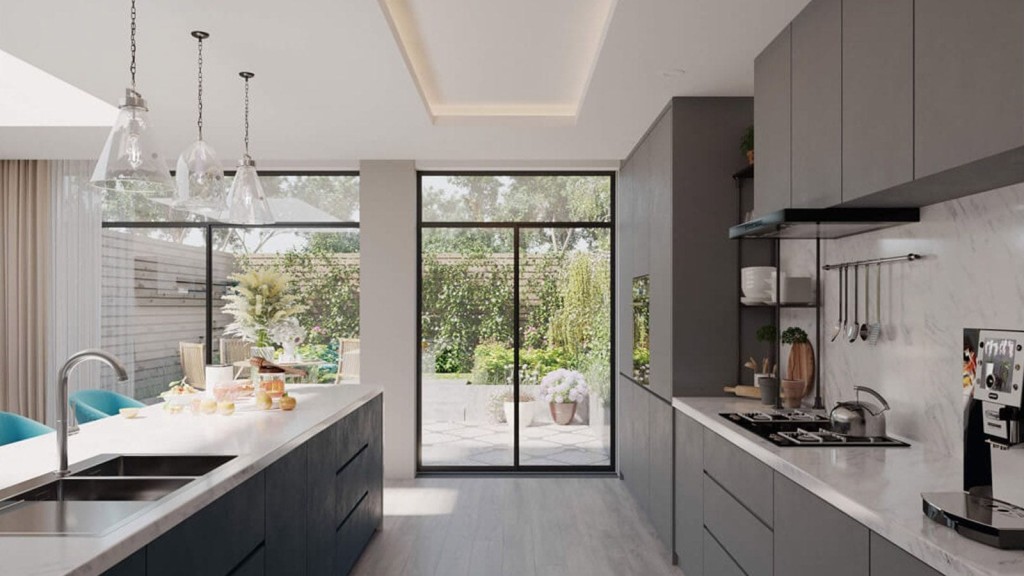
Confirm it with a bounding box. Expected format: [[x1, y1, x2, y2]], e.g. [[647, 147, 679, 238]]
[[0, 383, 383, 576], [673, 397, 1024, 576]]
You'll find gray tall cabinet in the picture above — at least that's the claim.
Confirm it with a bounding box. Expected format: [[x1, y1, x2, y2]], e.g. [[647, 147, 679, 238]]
[[617, 98, 751, 559]]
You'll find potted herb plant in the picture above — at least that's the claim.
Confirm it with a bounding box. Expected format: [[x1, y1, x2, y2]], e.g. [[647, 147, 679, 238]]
[[539, 369, 589, 425], [741, 125, 755, 165]]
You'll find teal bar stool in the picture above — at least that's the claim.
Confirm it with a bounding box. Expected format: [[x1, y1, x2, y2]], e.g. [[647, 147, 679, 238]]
[[70, 390, 145, 424], [0, 411, 53, 446]]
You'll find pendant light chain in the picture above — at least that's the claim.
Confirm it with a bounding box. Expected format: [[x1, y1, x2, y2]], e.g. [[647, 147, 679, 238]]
[[129, 0, 137, 92], [243, 75, 251, 156], [196, 35, 204, 140]]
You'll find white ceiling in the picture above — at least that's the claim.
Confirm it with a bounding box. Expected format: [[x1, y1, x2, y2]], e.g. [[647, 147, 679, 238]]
[[0, 0, 809, 166]]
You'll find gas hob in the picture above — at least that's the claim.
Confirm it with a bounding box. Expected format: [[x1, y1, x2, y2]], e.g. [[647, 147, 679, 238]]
[[721, 411, 910, 447]]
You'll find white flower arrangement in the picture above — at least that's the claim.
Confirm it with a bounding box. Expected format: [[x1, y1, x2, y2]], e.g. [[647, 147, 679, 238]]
[[269, 317, 306, 348], [223, 269, 306, 347], [538, 369, 589, 404]]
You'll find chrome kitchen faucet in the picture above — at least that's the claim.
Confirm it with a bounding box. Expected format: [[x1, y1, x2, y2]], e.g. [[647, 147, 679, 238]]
[[56, 350, 129, 476]]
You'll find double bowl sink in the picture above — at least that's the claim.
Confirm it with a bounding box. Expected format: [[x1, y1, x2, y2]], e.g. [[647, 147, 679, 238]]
[[0, 455, 235, 536]]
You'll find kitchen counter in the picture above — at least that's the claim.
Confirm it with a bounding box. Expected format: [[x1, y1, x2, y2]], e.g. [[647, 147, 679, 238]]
[[0, 383, 382, 576], [673, 396, 1024, 576]]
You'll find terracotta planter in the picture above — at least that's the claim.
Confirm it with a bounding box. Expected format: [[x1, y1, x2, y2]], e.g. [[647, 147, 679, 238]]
[[746, 150, 755, 165], [787, 342, 815, 397], [550, 401, 577, 425], [781, 379, 805, 409]]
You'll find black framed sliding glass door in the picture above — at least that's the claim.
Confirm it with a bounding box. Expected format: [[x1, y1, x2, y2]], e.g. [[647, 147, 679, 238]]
[[417, 173, 615, 472]]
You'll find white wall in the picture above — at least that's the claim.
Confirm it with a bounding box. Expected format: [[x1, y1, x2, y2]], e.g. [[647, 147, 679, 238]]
[[359, 160, 418, 479], [783, 181, 1024, 456]]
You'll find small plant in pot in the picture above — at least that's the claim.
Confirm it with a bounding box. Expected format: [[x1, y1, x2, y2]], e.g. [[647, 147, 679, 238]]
[[489, 386, 536, 430], [741, 125, 755, 165], [539, 369, 589, 426], [781, 327, 816, 407]]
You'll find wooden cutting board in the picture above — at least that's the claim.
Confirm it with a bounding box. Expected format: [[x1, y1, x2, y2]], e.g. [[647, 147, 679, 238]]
[[723, 385, 761, 399]]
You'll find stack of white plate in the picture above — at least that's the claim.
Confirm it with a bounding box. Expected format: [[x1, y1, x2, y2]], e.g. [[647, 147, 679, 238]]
[[741, 267, 774, 303]]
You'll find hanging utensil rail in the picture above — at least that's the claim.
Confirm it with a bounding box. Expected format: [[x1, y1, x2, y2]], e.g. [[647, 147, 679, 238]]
[[822, 253, 921, 270]]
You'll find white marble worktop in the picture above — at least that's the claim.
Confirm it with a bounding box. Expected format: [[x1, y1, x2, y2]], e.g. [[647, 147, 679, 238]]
[[0, 384, 382, 576], [673, 396, 1024, 576]]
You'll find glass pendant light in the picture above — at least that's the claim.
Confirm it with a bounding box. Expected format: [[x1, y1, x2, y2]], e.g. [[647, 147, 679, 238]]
[[174, 31, 225, 215], [225, 71, 274, 224], [91, 0, 175, 195]]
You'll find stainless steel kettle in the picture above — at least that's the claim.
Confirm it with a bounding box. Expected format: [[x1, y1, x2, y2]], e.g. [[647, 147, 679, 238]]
[[829, 385, 890, 437]]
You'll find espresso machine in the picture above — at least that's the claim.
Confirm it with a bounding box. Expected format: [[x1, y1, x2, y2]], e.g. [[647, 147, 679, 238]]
[[922, 329, 1024, 549]]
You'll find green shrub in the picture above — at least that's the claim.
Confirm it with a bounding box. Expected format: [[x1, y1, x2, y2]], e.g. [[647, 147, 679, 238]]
[[471, 343, 575, 385], [471, 342, 515, 385]]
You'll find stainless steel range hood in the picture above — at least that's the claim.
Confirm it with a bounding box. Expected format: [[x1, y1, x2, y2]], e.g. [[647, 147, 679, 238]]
[[728, 208, 920, 239]]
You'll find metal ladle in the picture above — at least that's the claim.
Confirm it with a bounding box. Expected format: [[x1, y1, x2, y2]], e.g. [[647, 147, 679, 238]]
[[868, 262, 882, 345], [860, 265, 871, 341], [831, 266, 844, 342], [847, 265, 859, 343]]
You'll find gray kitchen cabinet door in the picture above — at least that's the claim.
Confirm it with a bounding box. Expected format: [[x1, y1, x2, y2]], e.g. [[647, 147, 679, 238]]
[[870, 532, 942, 576], [147, 472, 266, 576], [774, 473, 868, 576], [753, 25, 792, 216], [842, 0, 913, 202], [648, 398, 673, 555], [630, 386, 651, 515], [674, 410, 704, 576], [702, 530, 745, 576], [702, 429, 773, 527], [307, 425, 338, 576], [704, 475, 773, 576], [915, 0, 1024, 179], [791, 0, 842, 209], [619, 376, 636, 499], [266, 442, 307, 576]]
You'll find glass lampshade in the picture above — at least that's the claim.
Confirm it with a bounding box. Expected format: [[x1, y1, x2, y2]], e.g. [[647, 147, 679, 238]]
[[225, 159, 273, 224], [175, 139, 226, 215], [91, 90, 174, 196]]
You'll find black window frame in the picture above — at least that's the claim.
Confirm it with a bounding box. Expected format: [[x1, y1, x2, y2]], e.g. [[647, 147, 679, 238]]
[[101, 170, 360, 365], [416, 170, 617, 475]]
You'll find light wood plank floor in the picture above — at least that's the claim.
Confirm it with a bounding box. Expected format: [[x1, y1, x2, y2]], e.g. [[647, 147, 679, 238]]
[[352, 477, 678, 576]]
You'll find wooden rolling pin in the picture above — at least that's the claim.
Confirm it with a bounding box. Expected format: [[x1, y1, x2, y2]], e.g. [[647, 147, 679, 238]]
[[723, 385, 760, 399]]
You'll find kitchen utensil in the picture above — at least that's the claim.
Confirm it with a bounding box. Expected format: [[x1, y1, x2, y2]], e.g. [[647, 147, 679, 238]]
[[723, 385, 761, 399], [831, 267, 844, 342], [829, 385, 890, 437], [847, 265, 859, 342], [868, 263, 882, 345], [860, 266, 871, 341], [841, 267, 850, 340]]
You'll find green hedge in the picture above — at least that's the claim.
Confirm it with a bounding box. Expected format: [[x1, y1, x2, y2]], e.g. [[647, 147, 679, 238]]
[[471, 343, 573, 385]]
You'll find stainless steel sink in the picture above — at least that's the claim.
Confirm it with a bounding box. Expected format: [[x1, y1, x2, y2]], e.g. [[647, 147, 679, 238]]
[[15, 478, 193, 502], [70, 455, 235, 478], [0, 453, 236, 535]]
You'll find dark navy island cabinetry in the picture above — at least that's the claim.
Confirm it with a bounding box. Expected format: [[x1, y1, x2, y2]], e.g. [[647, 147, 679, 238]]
[[103, 394, 383, 576]]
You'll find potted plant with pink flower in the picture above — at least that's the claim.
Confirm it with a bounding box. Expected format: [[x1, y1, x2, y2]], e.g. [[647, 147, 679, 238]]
[[539, 369, 589, 425]]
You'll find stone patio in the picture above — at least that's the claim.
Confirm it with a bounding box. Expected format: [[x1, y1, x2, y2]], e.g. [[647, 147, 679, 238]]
[[421, 420, 610, 467]]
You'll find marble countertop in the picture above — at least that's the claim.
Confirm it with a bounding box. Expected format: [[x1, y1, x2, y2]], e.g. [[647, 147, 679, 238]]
[[0, 384, 382, 576], [673, 396, 1024, 576]]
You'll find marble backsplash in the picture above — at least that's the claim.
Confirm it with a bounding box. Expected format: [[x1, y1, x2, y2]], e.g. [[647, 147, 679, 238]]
[[780, 181, 1024, 456]]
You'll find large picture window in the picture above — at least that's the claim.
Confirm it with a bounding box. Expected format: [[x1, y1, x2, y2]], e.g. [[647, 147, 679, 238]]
[[418, 173, 614, 471], [101, 173, 359, 402]]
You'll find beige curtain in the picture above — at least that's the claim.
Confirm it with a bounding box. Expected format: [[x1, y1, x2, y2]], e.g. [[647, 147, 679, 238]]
[[0, 160, 50, 421]]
